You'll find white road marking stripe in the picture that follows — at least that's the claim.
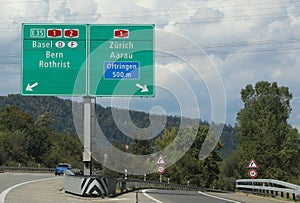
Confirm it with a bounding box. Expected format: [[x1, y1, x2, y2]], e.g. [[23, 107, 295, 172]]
[[142, 189, 163, 203], [198, 191, 242, 203], [0, 177, 58, 203]]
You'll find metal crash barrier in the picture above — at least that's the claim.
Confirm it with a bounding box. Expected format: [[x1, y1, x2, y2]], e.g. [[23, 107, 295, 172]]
[[236, 179, 300, 201], [117, 179, 204, 192], [0, 166, 55, 173], [64, 171, 116, 197]]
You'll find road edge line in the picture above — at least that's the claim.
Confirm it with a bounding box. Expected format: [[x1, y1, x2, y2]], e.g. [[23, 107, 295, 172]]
[[198, 191, 242, 203], [142, 189, 163, 203], [0, 177, 58, 203]]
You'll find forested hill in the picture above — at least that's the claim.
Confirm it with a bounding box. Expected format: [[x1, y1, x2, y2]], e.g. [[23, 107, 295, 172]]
[[0, 94, 237, 157]]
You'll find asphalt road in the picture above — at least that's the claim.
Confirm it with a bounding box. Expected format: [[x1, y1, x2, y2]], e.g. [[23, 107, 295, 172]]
[[0, 173, 55, 203], [141, 189, 292, 203], [141, 189, 239, 203], [0, 173, 54, 194], [0, 173, 292, 203]]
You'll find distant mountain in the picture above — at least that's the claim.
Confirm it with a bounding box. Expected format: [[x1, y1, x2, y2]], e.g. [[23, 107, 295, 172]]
[[0, 94, 237, 158]]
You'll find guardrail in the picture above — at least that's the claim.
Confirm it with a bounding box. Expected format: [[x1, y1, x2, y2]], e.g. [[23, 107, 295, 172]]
[[116, 179, 212, 193], [236, 179, 300, 201], [0, 166, 55, 173]]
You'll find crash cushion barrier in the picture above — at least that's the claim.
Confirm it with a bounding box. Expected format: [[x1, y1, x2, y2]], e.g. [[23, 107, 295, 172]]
[[64, 172, 116, 197]]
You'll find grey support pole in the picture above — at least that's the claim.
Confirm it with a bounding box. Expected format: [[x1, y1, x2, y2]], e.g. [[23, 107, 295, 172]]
[[83, 96, 93, 176]]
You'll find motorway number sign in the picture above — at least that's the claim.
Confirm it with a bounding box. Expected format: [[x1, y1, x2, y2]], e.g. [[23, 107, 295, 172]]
[[21, 24, 87, 96]]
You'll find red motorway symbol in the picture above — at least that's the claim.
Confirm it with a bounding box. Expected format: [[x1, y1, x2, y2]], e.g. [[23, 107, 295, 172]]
[[47, 29, 62, 38], [114, 29, 129, 38], [64, 29, 79, 38]]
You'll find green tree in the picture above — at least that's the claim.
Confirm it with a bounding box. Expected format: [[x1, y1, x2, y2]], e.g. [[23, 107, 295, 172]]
[[45, 132, 83, 168], [218, 151, 239, 191], [25, 112, 53, 162], [0, 105, 83, 168], [235, 81, 300, 180], [3, 131, 30, 165], [0, 132, 7, 165], [0, 105, 34, 132], [155, 125, 223, 188], [131, 132, 152, 155]]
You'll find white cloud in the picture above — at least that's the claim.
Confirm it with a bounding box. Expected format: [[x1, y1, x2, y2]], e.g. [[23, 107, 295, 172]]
[[48, 0, 99, 23], [0, 0, 300, 128]]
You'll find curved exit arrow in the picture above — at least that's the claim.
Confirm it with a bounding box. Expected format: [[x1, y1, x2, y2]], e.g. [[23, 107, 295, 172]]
[[26, 82, 39, 91], [136, 83, 149, 92]]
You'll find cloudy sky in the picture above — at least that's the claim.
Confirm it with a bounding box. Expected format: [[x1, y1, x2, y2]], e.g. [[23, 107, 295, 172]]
[[1, 0, 300, 130]]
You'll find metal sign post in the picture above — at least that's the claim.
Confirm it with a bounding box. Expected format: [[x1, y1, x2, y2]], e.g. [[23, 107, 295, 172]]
[[83, 96, 96, 176]]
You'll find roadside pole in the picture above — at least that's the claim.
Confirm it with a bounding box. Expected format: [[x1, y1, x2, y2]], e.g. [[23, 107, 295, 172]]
[[83, 96, 95, 176]]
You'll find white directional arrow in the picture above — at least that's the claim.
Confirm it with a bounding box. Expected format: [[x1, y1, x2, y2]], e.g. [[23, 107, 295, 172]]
[[26, 82, 39, 91], [136, 83, 149, 92]]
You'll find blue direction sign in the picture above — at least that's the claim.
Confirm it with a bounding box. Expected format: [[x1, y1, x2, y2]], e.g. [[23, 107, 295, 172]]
[[104, 61, 140, 79]]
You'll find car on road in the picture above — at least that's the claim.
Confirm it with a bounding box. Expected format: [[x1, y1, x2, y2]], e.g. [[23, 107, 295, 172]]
[[55, 163, 71, 175]]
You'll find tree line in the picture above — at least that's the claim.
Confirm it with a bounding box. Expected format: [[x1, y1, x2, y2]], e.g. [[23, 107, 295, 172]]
[[220, 81, 300, 190], [0, 106, 82, 168], [0, 81, 299, 190]]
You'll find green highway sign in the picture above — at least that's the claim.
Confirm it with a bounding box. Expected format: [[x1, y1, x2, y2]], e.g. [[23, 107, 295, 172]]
[[21, 24, 155, 97], [21, 24, 87, 96], [89, 24, 155, 97]]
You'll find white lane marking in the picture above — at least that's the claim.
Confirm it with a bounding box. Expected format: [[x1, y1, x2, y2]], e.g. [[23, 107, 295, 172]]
[[198, 191, 242, 203], [0, 177, 58, 203], [142, 189, 163, 203]]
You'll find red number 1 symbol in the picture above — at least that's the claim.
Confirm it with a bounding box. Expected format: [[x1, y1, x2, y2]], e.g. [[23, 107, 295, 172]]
[[47, 29, 62, 38]]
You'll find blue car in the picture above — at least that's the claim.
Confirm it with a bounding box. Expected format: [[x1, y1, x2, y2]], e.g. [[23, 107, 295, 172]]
[[55, 163, 71, 175]]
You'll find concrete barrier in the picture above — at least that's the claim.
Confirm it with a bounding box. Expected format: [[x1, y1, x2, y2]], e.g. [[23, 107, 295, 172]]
[[64, 172, 116, 197]]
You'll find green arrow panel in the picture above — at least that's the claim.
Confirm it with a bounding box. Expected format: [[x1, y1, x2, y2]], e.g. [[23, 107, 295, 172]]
[[21, 24, 87, 96], [89, 24, 155, 97], [21, 24, 155, 97]]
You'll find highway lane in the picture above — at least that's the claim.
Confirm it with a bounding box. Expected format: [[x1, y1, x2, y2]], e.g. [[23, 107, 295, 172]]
[[0, 173, 54, 194], [141, 189, 240, 203], [0, 173, 55, 203], [141, 189, 292, 203], [0, 173, 292, 203], [3, 177, 138, 203], [0, 173, 236, 203]]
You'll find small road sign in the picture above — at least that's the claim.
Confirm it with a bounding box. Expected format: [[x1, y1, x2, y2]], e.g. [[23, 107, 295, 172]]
[[248, 169, 258, 179], [247, 158, 259, 168], [157, 165, 166, 175], [125, 144, 129, 150], [157, 155, 166, 165]]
